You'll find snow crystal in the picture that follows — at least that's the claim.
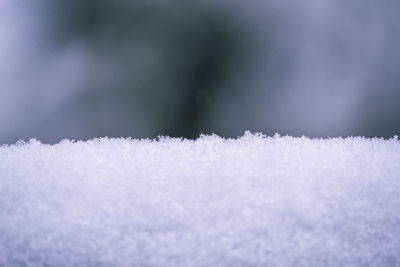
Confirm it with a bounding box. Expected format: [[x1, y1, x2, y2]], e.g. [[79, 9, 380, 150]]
[[1, 133, 399, 266]]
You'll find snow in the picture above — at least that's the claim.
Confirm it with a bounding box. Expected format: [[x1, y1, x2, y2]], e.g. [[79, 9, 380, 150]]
[[1, 132, 400, 266]]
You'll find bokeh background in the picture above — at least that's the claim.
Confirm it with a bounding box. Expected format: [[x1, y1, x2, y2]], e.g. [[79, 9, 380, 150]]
[[1, 0, 399, 144]]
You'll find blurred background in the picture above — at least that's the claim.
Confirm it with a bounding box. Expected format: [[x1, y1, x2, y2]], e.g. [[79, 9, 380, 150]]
[[1, 0, 399, 144]]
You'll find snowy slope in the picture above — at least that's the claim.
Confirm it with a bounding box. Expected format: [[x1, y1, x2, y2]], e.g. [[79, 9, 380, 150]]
[[1, 133, 400, 266]]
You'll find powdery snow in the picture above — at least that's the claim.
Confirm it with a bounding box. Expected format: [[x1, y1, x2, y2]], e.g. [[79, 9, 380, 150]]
[[1, 132, 400, 266]]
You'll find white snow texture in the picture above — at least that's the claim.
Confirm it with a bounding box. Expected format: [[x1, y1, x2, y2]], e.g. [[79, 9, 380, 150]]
[[1, 133, 400, 266]]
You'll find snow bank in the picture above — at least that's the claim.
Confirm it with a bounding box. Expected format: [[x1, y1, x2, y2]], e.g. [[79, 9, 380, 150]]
[[1, 133, 400, 266]]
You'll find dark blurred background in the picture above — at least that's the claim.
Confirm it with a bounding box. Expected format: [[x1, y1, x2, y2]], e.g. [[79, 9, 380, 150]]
[[1, 0, 399, 144]]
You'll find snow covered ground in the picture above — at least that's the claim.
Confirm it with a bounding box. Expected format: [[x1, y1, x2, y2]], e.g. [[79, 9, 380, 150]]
[[1, 133, 400, 266]]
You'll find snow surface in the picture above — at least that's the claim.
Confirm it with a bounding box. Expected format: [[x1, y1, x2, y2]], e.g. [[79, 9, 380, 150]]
[[1, 132, 400, 266]]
